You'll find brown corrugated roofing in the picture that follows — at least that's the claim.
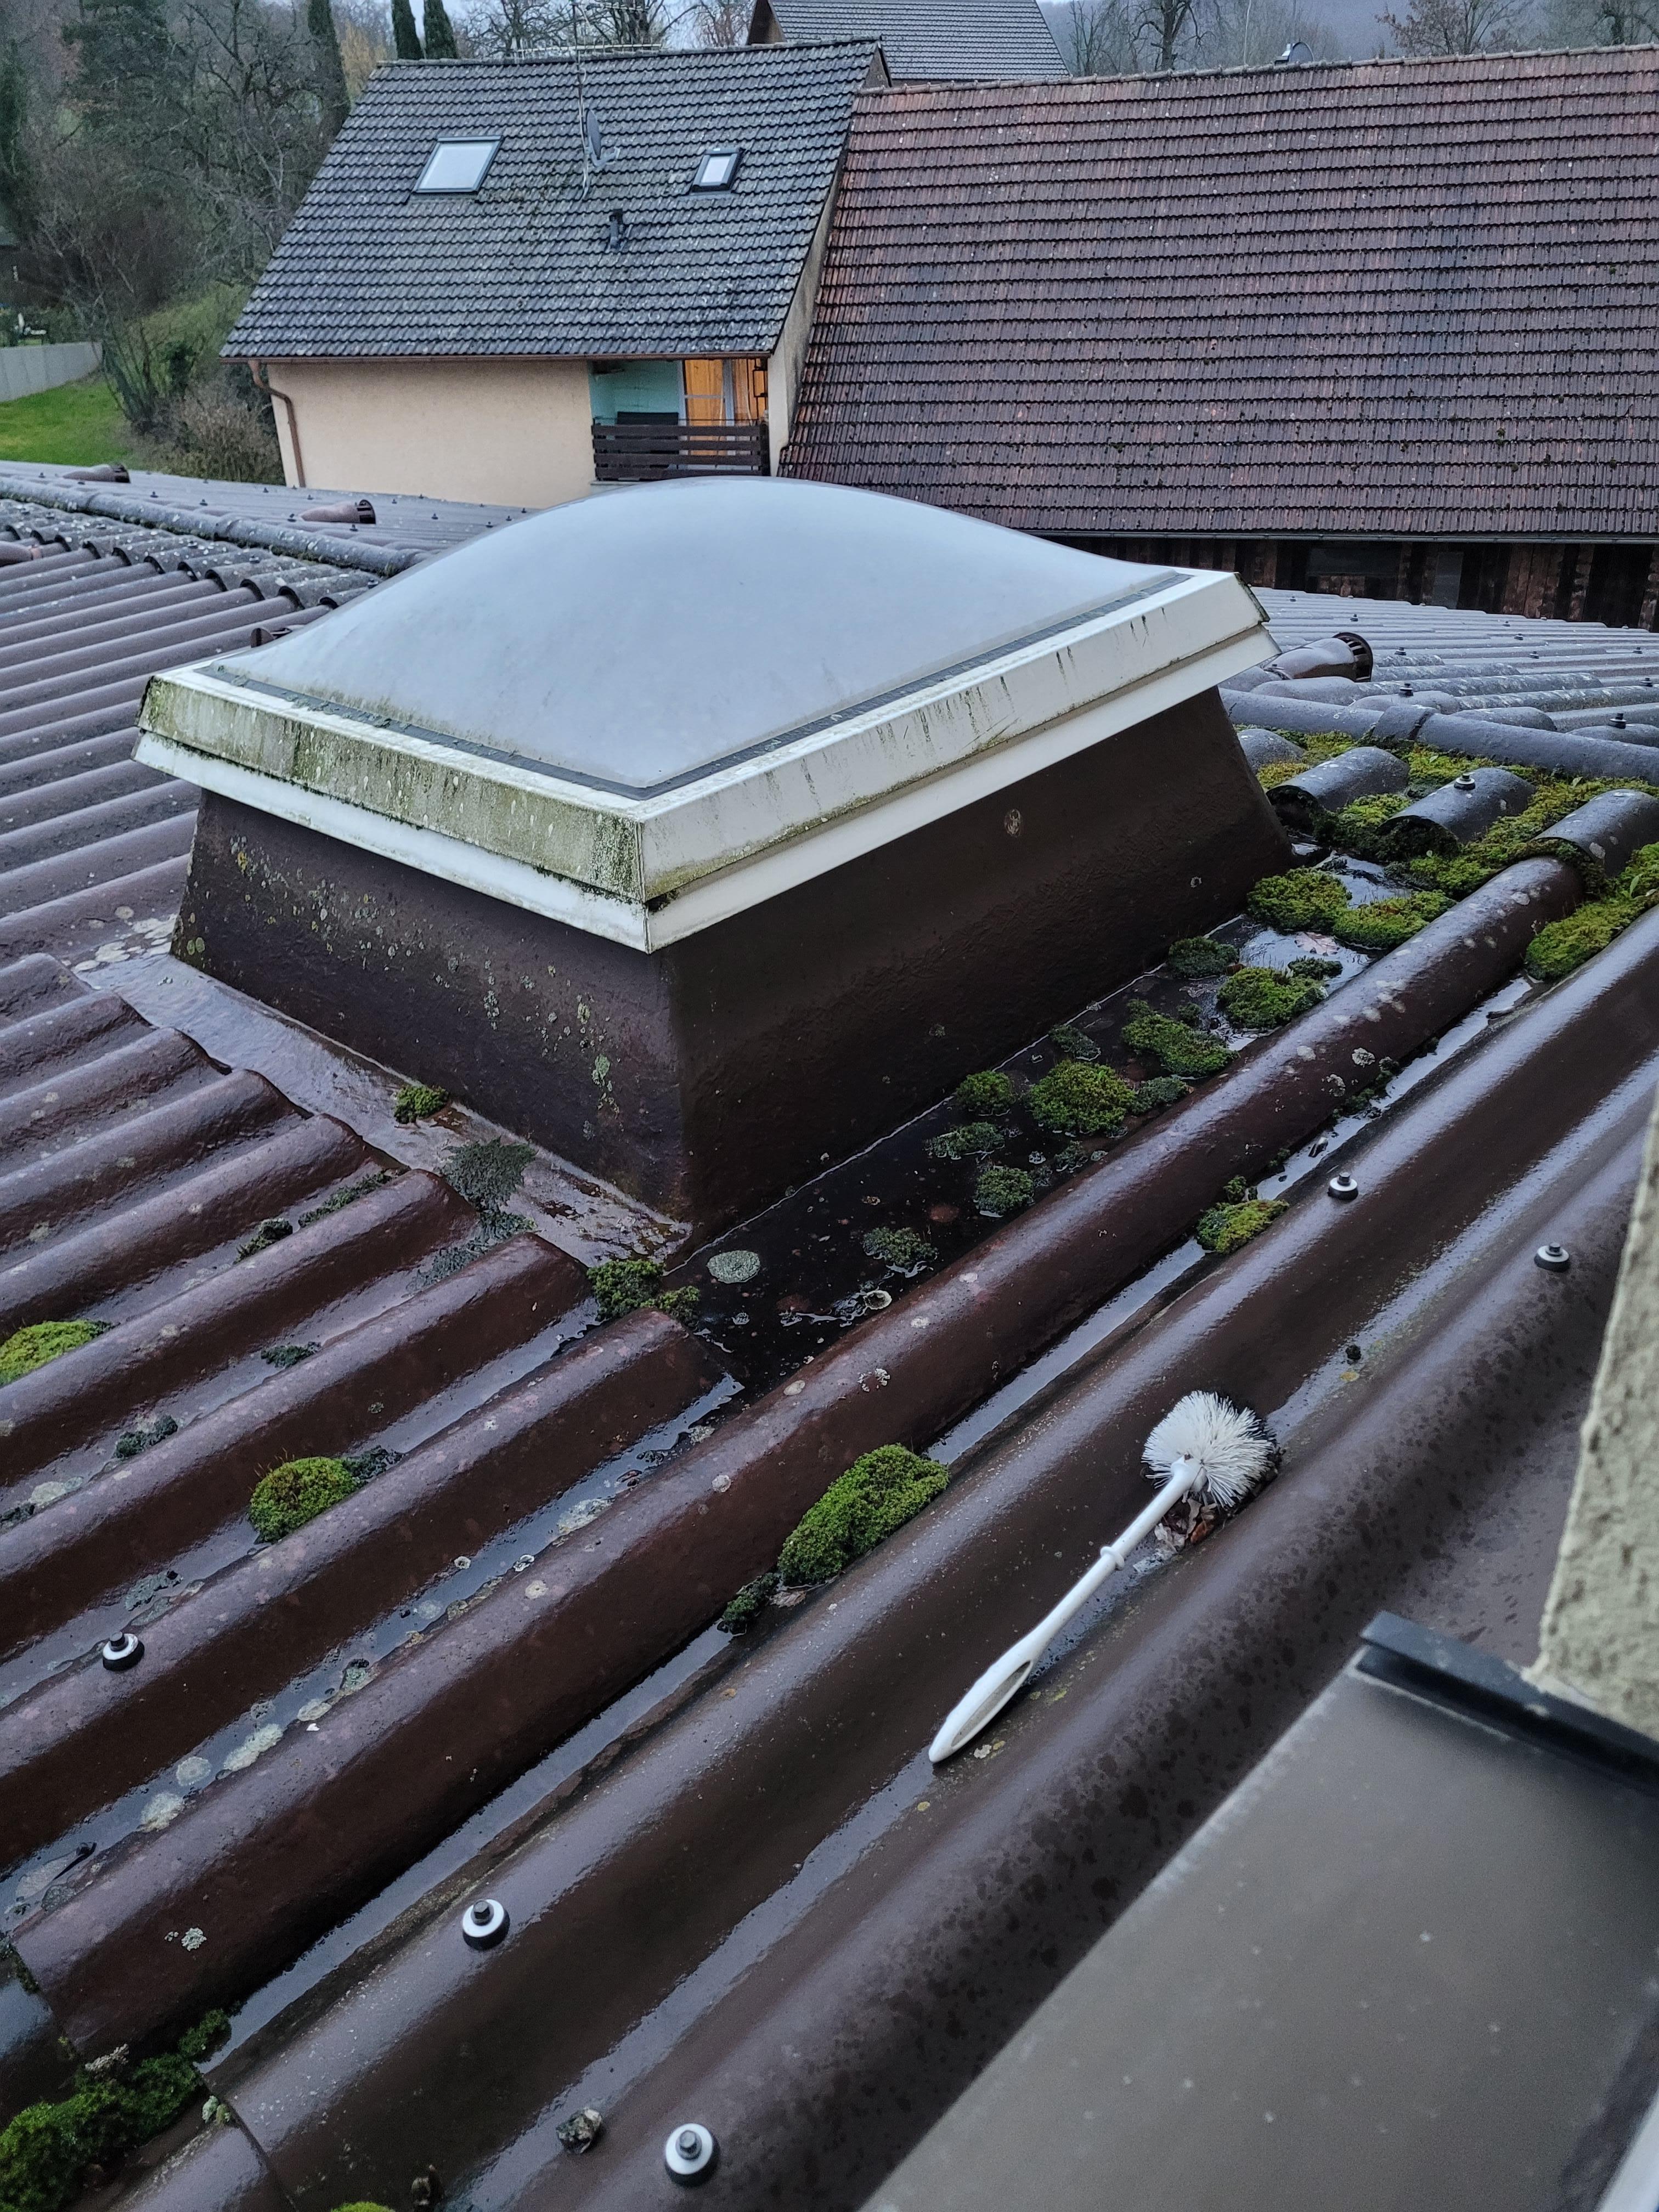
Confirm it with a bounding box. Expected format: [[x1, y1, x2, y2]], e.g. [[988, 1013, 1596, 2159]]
[[785, 48, 1659, 540]]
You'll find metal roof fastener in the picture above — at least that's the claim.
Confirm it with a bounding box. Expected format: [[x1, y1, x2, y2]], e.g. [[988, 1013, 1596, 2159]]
[[1327, 1173, 1359, 1201], [101, 1633, 143, 1672], [1535, 1243, 1571, 1272], [461, 1898, 509, 1950], [665, 2124, 718, 2184]]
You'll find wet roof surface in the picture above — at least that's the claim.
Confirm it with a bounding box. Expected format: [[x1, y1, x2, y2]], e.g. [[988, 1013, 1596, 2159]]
[[3, 479, 1659, 2212], [758, 0, 1065, 79]]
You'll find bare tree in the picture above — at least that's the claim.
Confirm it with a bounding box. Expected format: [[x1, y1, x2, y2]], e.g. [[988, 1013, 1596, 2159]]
[[685, 0, 748, 41], [1048, 0, 1146, 71], [1192, 0, 1342, 64], [461, 0, 561, 52], [1380, 0, 1531, 48]]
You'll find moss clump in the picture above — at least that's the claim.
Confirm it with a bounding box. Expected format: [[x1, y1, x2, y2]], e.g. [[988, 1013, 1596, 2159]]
[[1246, 870, 1352, 933], [331, 2205, 396, 2212], [114, 1415, 177, 1461], [1525, 898, 1641, 983], [1196, 1194, 1288, 1254], [1167, 935, 1237, 979], [249, 1455, 358, 1542], [1288, 955, 1343, 979], [261, 1343, 318, 1369], [777, 1444, 950, 1586], [175, 2011, 230, 2064], [297, 1171, 393, 1229], [974, 1164, 1035, 1216], [1121, 1001, 1230, 1080], [0, 1321, 109, 1387], [393, 1082, 448, 1124], [0, 2017, 222, 2212], [1047, 1021, 1101, 1062], [926, 1119, 1003, 1163], [861, 1226, 937, 1277], [444, 1137, 534, 1211], [1027, 1060, 1136, 1138], [237, 1217, 293, 1261], [588, 1257, 699, 1325], [1329, 791, 1409, 860], [718, 1570, 779, 1633], [1254, 732, 1355, 792], [1332, 891, 1450, 952], [1621, 840, 1659, 905], [954, 1068, 1014, 1117], [1130, 1075, 1189, 1114], [1217, 965, 1326, 1031]]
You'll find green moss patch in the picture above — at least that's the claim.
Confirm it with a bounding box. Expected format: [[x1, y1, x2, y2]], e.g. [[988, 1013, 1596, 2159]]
[[926, 1119, 1003, 1163], [297, 1171, 393, 1229], [953, 1068, 1015, 1117], [1167, 935, 1238, 978], [588, 1257, 699, 1325], [1121, 1002, 1230, 1080], [261, 1343, 318, 1369], [249, 1455, 359, 1542], [1217, 965, 1325, 1030], [1130, 1075, 1189, 1114], [974, 1164, 1035, 1216], [444, 1137, 534, 1211], [1028, 1060, 1136, 1137], [115, 1415, 178, 1462], [1245, 870, 1352, 932], [861, 1226, 936, 1277], [1331, 891, 1450, 952], [1047, 1021, 1101, 1061], [236, 1217, 293, 1261], [1622, 840, 1659, 905], [0, 1321, 109, 1387], [0, 2014, 226, 2212], [777, 1444, 950, 1586], [1197, 1195, 1288, 1255], [1329, 791, 1410, 859], [1525, 898, 1641, 983], [393, 1082, 448, 1124], [718, 1570, 780, 1634]]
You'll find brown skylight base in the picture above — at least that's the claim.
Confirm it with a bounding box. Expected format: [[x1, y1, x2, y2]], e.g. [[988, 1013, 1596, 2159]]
[[171, 691, 1290, 1232]]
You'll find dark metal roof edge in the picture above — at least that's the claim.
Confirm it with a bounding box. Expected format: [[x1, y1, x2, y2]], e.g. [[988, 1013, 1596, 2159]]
[[1357, 1612, 1659, 1793]]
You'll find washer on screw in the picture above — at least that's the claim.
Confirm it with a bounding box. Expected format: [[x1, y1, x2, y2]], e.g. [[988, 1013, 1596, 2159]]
[[101, 1633, 143, 1672], [664, 2124, 718, 2185], [461, 1897, 509, 1949], [1536, 1243, 1571, 1273], [1327, 1173, 1359, 1202]]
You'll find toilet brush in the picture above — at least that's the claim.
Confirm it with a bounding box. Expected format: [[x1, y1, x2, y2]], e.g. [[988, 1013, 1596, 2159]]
[[928, 1392, 1275, 1764]]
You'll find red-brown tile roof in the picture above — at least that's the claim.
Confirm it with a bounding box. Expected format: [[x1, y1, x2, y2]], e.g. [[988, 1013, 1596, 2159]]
[[785, 48, 1659, 540]]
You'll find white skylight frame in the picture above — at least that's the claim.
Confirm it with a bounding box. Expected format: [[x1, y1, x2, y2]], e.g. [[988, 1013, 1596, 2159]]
[[691, 147, 741, 191], [414, 138, 501, 194]]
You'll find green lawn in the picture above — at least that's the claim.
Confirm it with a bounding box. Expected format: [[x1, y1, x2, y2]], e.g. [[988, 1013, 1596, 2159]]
[[0, 374, 138, 466]]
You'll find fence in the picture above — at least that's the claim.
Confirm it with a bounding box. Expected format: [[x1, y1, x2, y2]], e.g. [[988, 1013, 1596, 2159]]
[[0, 341, 102, 405]]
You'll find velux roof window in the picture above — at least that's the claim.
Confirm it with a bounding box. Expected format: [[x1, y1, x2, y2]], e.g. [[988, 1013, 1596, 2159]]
[[414, 138, 500, 194], [691, 148, 741, 191]]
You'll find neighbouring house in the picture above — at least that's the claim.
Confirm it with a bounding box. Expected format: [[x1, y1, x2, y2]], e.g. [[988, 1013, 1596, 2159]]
[[747, 0, 1065, 80], [224, 38, 884, 508], [785, 47, 1659, 627]]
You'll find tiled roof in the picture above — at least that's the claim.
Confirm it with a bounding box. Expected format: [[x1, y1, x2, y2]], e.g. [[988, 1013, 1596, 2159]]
[[756, 0, 1065, 79], [225, 40, 882, 363], [785, 49, 1659, 539]]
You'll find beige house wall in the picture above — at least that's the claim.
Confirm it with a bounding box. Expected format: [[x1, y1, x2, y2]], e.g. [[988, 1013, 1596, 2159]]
[[766, 179, 838, 477], [266, 357, 597, 509]]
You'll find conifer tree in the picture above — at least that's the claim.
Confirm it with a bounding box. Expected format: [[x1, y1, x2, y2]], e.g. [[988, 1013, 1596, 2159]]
[[422, 0, 460, 55], [391, 0, 424, 57], [306, 0, 349, 133]]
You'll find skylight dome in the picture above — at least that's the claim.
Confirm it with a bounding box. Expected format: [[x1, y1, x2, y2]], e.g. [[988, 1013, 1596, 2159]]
[[414, 138, 500, 194], [691, 147, 741, 191]]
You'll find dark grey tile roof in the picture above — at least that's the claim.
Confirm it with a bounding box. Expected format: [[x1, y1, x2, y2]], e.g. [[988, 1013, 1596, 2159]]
[[758, 0, 1064, 78], [225, 39, 881, 362]]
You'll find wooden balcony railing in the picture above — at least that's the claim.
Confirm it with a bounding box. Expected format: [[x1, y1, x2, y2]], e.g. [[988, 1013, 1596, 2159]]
[[592, 420, 770, 482]]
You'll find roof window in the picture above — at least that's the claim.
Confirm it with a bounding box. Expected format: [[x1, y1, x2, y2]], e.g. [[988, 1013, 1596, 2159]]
[[691, 148, 741, 191], [414, 138, 500, 194]]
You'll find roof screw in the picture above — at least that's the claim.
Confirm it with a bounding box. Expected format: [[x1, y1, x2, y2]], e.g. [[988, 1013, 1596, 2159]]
[[1453, 773, 1477, 791], [461, 1897, 509, 1950], [101, 1632, 143, 1672], [664, 2123, 718, 2184], [1327, 1173, 1359, 1201], [1535, 1243, 1571, 1273]]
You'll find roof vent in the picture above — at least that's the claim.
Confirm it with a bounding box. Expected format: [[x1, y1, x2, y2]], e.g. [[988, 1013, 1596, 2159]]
[[1274, 38, 1314, 63], [607, 207, 627, 250], [414, 138, 500, 194], [691, 148, 741, 191]]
